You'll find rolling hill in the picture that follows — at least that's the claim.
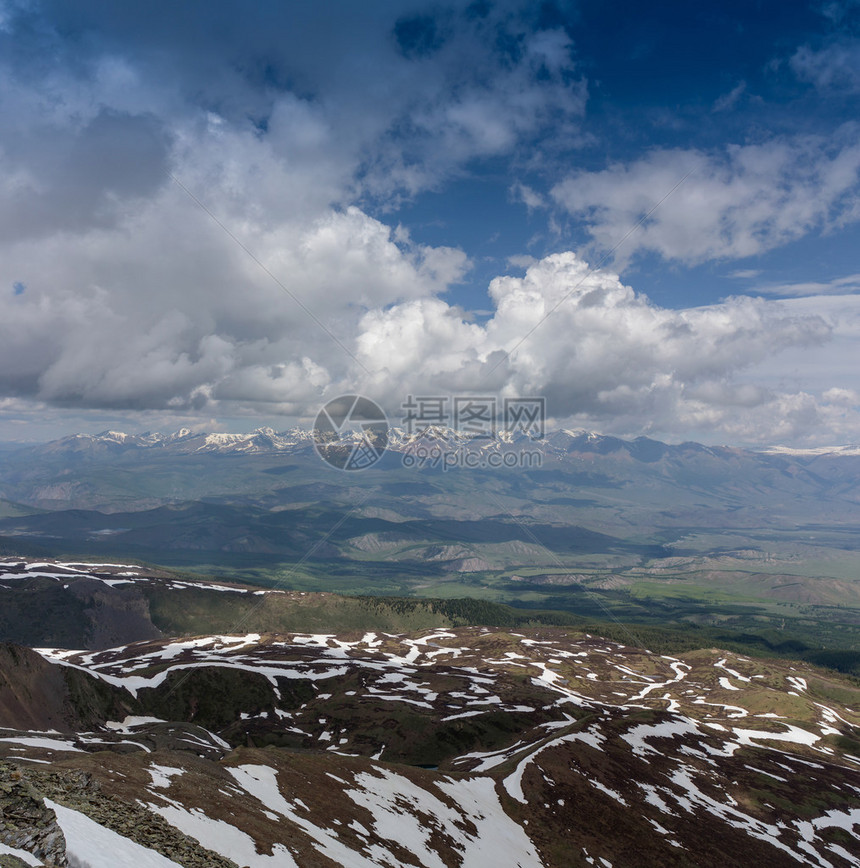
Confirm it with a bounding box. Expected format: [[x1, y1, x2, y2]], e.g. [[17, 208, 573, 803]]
[[1, 560, 860, 866], [3, 612, 860, 865]]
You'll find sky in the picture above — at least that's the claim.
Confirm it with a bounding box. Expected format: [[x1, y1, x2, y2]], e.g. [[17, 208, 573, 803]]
[[1, 0, 859, 446]]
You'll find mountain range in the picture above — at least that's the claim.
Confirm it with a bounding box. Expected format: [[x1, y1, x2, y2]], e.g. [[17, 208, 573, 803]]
[[2, 426, 860, 665], [4, 422, 860, 866]]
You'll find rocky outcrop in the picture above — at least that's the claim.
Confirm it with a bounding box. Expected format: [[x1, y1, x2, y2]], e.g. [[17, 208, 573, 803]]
[[0, 766, 66, 866], [68, 580, 163, 650], [0, 645, 76, 733], [0, 644, 139, 734], [1, 763, 238, 868]]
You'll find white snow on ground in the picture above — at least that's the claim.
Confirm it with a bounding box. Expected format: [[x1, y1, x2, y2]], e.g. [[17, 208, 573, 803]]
[[350, 769, 492, 868], [9, 615, 860, 866], [504, 724, 606, 804], [170, 728, 231, 751], [164, 581, 245, 593], [530, 662, 567, 688], [0, 560, 141, 572], [105, 716, 166, 731], [348, 767, 544, 868], [714, 659, 751, 682], [0, 842, 41, 866], [732, 724, 820, 748], [611, 663, 653, 681], [795, 806, 860, 851], [4, 756, 51, 764], [145, 795, 299, 868], [38, 653, 350, 698], [76, 734, 151, 753], [588, 780, 628, 805], [35, 629, 546, 722], [744, 765, 788, 783], [629, 661, 690, 702], [148, 765, 185, 789], [662, 769, 812, 865], [690, 697, 748, 719], [11, 562, 83, 571], [638, 783, 678, 817], [434, 776, 544, 867], [815, 703, 857, 730], [226, 763, 544, 868], [0, 571, 81, 581], [226, 764, 381, 868], [620, 719, 717, 761], [442, 709, 489, 721], [0, 559, 249, 592], [45, 799, 184, 868], [454, 739, 530, 772], [0, 735, 84, 752], [0, 558, 277, 594]]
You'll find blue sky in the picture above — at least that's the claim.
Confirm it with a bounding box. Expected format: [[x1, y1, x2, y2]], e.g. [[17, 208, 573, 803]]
[[0, 0, 859, 445]]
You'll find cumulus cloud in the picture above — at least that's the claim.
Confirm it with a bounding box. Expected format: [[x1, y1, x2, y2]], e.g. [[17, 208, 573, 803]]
[[0, 0, 581, 421], [0, 184, 466, 412], [551, 128, 860, 267], [355, 21, 587, 200], [1, 0, 585, 213], [1, 223, 842, 443], [348, 253, 836, 443]]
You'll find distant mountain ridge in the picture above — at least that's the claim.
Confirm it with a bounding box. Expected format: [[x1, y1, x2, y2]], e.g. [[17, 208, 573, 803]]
[[4, 422, 860, 633], [16, 424, 860, 460]]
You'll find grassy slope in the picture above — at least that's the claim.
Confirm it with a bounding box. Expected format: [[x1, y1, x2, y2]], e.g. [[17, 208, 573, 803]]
[[141, 577, 860, 676]]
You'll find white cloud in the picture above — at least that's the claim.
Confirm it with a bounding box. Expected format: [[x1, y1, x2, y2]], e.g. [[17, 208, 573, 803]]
[[551, 128, 860, 267], [823, 386, 860, 405], [0, 217, 853, 443], [0, 2, 587, 237], [819, 1, 860, 23], [0, 1, 585, 431], [506, 254, 539, 270], [358, 25, 587, 199], [791, 39, 860, 93], [0, 159, 468, 414], [347, 253, 836, 444], [510, 182, 546, 212], [753, 272, 860, 296], [712, 81, 746, 112]]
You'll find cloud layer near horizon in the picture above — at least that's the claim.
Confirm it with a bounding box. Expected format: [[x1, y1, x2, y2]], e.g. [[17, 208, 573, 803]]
[[0, 192, 844, 444]]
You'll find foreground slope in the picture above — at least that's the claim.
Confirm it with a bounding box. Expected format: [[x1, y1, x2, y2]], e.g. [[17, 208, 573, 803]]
[[2, 625, 860, 866]]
